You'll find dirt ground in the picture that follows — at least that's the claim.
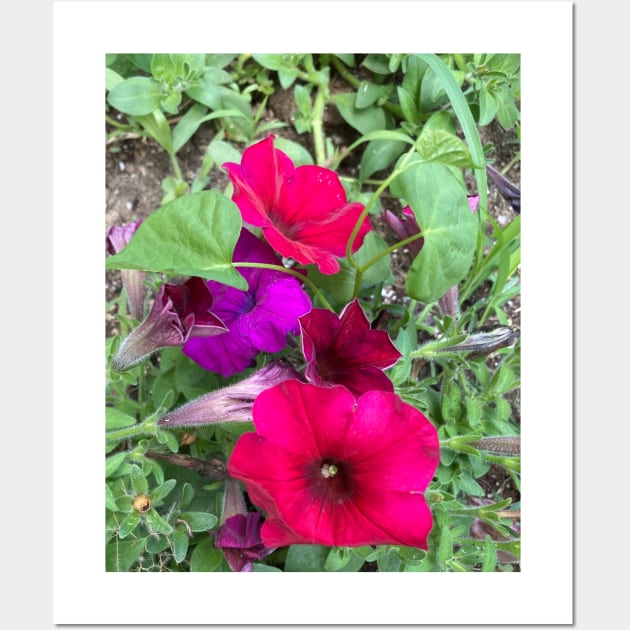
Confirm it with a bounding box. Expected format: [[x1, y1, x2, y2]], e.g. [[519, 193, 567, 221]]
[[105, 74, 521, 557]]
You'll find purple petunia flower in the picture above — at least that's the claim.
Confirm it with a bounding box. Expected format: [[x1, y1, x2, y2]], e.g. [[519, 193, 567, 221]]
[[183, 229, 313, 378]]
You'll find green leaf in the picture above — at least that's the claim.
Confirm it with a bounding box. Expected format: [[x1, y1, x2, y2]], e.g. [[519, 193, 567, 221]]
[[482, 535, 498, 571], [118, 511, 140, 539], [354, 231, 391, 284], [107, 77, 162, 116], [416, 54, 487, 214], [106, 537, 146, 571], [190, 537, 223, 571], [145, 534, 171, 554], [479, 84, 499, 126], [278, 66, 298, 89], [251, 563, 283, 572], [397, 86, 417, 123], [332, 92, 387, 135], [179, 511, 219, 532], [391, 161, 477, 303], [416, 129, 475, 168], [105, 68, 124, 92], [284, 544, 328, 571], [206, 137, 242, 166], [144, 508, 173, 535], [356, 81, 388, 109], [377, 549, 402, 572], [172, 524, 190, 563], [105, 408, 136, 431], [436, 527, 453, 564], [115, 495, 134, 513], [106, 190, 247, 290], [273, 137, 314, 166], [359, 138, 407, 181], [150, 479, 177, 503], [105, 452, 127, 478], [130, 465, 148, 496], [172, 102, 208, 153]]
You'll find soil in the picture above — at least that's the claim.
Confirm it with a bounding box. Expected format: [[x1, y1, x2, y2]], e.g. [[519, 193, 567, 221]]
[[106, 68, 521, 568]]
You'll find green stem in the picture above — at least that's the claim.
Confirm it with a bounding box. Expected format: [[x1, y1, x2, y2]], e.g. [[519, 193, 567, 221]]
[[234, 262, 334, 311], [311, 83, 328, 166], [168, 151, 183, 182], [106, 414, 157, 443]]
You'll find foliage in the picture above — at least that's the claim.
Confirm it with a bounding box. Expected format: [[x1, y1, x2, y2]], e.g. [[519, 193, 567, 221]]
[[105, 52, 521, 572]]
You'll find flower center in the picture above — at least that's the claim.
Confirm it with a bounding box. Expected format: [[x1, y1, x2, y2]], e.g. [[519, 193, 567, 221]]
[[320, 462, 338, 478]]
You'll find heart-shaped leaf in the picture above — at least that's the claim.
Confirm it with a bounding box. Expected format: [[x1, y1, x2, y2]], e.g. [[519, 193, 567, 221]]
[[106, 190, 247, 290], [391, 162, 477, 303]]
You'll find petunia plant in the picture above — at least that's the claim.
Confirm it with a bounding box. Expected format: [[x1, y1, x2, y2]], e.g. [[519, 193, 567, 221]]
[[106, 53, 521, 572]]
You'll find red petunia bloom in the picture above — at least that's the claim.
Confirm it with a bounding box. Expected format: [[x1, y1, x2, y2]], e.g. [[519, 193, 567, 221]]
[[298, 299, 401, 397], [223, 135, 372, 275], [228, 380, 440, 548]]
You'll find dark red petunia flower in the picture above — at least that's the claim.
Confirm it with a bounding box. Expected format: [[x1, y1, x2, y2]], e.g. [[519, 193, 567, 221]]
[[223, 135, 372, 275], [227, 380, 440, 549], [298, 298, 401, 397], [111, 276, 227, 371]]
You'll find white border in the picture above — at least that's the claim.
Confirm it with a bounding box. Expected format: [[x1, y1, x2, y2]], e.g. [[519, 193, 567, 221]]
[[53, 1, 573, 624]]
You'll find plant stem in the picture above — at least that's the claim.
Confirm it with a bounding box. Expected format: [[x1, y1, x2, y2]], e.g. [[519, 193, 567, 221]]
[[106, 413, 157, 443], [233, 262, 334, 311], [311, 82, 328, 165]]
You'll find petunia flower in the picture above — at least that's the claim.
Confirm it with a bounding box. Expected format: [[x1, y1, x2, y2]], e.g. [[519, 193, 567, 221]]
[[298, 298, 401, 397], [228, 380, 440, 548], [214, 478, 275, 572], [215, 512, 275, 572], [183, 228, 312, 378], [223, 134, 372, 275], [106, 220, 146, 321], [111, 276, 227, 371], [157, 360, 302, 428]]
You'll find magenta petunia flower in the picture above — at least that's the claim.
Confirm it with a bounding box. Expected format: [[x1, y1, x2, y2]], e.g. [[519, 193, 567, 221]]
[[106, 220, 146, 321], [111, 276, 227, 371], [183, 228, 312, 378], [298, 299, 401, 397], [228, 380, 440, 548], [223, 135, 372, 275]]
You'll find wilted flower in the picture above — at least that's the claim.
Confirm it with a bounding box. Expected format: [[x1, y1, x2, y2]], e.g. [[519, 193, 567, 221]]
[[223, 135, 372, 275], [111, 276, 227, 371], [214, 478, 275, 572], [106, 220, 146, 321], [183, 228, 312, 378], [157, 360, 302, 428], [228, 380, 440, 548], [298, 299, 401, 397]]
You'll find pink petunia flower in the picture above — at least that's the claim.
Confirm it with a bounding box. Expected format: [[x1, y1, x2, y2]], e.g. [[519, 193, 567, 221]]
[[183, 228, 312, 378], [298, 299, 401, 397], [111, 276, 227, 371], [223, 135, 372, 275], [228, 380, 440, 548]]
